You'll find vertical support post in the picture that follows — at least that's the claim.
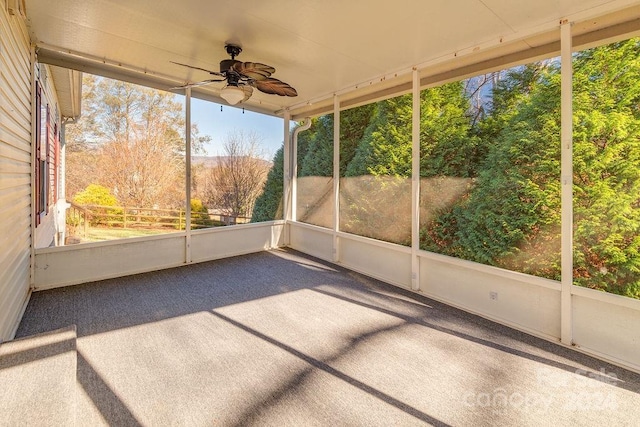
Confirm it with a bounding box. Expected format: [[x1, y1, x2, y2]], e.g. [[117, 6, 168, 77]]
[[411, 68, 421, 291], [58, 122, 68, 246], [30, 45, 37, 286], [185, 87, 192, 263], [333, 95, 340, 263], [59, 123, 66, 207], [83, 210, 87, 238], [560, 21, 573, 345], [291, 123, 298, 223], [283, 110, 291, 245]]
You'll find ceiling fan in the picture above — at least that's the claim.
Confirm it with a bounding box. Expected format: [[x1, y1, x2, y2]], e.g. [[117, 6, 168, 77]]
[[171, 44, 297, 105]]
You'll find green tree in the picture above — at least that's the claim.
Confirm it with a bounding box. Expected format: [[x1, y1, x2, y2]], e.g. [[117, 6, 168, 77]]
[[73, 184, 122, 226], [339, 105, 375, 174], [189, 199, 217, 228], [420, 81, 483, 178], [251, 146, 284, 222], [341, 96, 413, 244], [73, 184, 119, 206], [292, 118, 318, 176], [346, 95, 413, 177], [418, 81, 488, 254], [296, 118, 333, 227], [422, 37, 640, 298], [421, 60, 562, 277], [300, 115, 334, 177], [572, 38, 640, 297], [298, 106, 375, 178]]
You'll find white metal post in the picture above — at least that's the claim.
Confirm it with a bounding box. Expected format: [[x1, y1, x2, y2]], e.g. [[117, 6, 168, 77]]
[[333, 95, 340, 263], [185, 87, 192, 263], [57, 121, 70, 246], [291, 120, 298, 223], [283, 110, 291, 244], [560, 21, 573, 345], [411, 68, 421, 291]]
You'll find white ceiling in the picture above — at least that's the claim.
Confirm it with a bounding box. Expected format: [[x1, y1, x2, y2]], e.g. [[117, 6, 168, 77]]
[[25, 0, 640, 118]]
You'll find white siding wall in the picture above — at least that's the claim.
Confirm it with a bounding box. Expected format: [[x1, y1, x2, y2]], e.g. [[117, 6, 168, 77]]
[[0, 6, 32, 341]]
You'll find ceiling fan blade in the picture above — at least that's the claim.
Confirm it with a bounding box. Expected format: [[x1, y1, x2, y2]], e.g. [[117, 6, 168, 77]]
[[233, 62, 275, 81], [253, 78, 298, 97], [240, 85, 254, 101], [171, 78, 226, 90], [170, 61, 223, 76]]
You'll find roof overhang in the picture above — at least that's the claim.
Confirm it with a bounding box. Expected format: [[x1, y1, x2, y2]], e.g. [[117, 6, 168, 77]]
[[47, 65, 82, 120]]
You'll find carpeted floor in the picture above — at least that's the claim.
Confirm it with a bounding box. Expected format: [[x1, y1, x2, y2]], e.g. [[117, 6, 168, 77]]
[[0, 326, 77, 427], [15, 248, 640, 426]]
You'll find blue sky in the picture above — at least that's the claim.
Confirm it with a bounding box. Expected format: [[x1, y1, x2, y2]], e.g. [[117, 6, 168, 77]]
[[190, 98, 284, 159]]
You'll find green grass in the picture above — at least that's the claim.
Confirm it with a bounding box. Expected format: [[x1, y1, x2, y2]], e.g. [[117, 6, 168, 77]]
[[83, 227, 176, 242]]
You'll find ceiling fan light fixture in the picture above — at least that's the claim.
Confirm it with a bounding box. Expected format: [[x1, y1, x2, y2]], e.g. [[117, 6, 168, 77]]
[[220, 85, 246, 105]]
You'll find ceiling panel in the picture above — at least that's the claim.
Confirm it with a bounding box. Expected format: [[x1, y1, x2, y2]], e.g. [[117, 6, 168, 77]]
[[24, 0, 640, 116], [481, 0, 635, 31]]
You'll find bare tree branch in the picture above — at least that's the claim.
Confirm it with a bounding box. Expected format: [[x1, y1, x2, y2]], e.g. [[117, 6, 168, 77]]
[[205, 130, 271, 218]]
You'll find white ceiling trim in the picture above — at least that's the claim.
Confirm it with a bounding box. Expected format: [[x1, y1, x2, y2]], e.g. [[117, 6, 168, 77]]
[[35, 42, 287, 116]]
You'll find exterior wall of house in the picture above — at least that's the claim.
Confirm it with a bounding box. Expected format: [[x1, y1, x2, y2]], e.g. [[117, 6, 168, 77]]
[[0, 4, 32, 341], [33, 62, 62, 249], [0, 3, 63, 341]]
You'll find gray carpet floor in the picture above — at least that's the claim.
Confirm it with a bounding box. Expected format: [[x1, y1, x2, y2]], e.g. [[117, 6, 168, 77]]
[[15, 248, 640, 426], [1, 325, 77, 426]]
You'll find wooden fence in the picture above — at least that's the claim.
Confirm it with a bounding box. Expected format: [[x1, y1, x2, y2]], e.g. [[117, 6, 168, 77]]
[[67, 202, 250, 238]]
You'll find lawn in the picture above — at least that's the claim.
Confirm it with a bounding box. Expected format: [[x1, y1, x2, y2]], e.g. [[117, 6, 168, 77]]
[[82, 227, 177, 242]]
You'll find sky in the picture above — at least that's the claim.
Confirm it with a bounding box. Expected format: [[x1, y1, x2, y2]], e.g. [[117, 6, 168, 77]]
[[190, 97, 284, 160]]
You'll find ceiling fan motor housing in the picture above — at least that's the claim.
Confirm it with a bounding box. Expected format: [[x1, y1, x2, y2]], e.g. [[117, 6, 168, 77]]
[[220, 59, 241, 73]]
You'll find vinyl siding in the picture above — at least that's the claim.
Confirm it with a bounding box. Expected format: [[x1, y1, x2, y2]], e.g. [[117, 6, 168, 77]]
[[0, 5, 32, 341]]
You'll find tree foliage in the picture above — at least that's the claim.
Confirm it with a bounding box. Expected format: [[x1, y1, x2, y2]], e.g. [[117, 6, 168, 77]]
[[423, 61, 562, 278], [251, 146, 284, 222], [346, 95, 413, 178], [420, 81, 484, 178], [252, 37, 640, 298], [300, 116, 333, 177], [66, 74, 210, 209], [571, 39, 640, 297], [73, 184, 118, 206], [72, 184, 121, 226]]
